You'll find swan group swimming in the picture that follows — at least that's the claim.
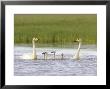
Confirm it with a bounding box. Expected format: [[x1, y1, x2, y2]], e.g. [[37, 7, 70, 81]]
[[20, 37, 82, 60]]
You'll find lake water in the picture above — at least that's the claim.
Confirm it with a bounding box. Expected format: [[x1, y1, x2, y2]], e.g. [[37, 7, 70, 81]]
[[14, 45, 97, 76]]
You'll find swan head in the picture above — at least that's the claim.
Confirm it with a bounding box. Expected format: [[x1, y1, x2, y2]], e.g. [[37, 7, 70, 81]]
[[42, 52, 48, 54], [74, 38, 82, 42], [51, 51, 56, 53], [33, 37, 38, 41]]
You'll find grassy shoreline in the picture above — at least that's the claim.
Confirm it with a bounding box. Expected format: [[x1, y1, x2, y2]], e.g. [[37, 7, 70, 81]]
[[14, 43, 97, 49], [14, 14, 97, 45]]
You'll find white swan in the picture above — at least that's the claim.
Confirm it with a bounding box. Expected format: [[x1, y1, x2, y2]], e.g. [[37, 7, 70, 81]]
[[74, 38, 82, 60], [20, 37, 38, 60]]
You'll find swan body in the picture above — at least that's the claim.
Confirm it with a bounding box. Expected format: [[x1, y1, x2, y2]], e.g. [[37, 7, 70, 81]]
[[20, 53, 37, 60], [42, 52, 48, 60], [73, 38, 82, 60], [51, 51, 56, 59], [20, 37, 38, 60]]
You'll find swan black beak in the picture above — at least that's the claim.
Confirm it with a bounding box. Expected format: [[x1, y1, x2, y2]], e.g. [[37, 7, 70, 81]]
[[74, 40, 78, 42]]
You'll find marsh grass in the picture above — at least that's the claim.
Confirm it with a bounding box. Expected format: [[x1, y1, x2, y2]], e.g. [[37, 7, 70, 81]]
[[14, 14, 97, 47]]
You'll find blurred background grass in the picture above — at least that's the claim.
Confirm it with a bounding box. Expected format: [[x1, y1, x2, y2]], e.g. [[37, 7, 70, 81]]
[[14, 14, 97, 47]]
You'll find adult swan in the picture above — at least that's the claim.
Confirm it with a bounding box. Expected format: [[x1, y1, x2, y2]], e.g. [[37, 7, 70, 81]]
[[74, 38, 82, 60], [20, 37, 38, 60]]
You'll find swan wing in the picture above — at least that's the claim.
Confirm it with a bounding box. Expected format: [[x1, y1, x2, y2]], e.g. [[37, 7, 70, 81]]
[[20, 53, 33, 60]]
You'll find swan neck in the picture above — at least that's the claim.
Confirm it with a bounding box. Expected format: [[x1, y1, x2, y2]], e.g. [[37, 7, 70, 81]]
[[78, 42, 81, 50], [74, 41, 81, 60], [32, 40, 36, 59]]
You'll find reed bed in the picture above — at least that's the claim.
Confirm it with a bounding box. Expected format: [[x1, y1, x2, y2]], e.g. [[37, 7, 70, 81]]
[[14, 14, 97, 47]]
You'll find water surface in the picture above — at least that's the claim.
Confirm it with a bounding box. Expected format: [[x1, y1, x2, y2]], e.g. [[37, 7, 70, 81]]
[[14, 45, 97, 76]]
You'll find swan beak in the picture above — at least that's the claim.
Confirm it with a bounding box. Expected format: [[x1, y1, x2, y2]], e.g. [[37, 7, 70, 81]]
[[74, 40, 78, 42], [35, 38, 38, 41]]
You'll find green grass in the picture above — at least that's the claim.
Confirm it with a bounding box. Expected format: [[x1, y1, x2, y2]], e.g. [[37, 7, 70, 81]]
[[14, 14, 97, 47]]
